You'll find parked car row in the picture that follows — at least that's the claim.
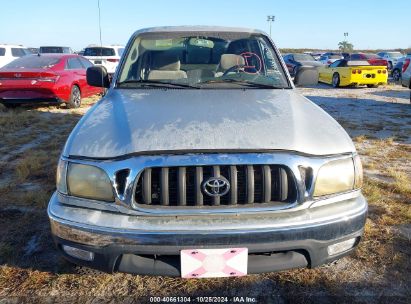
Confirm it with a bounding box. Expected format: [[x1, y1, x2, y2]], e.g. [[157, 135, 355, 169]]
[[0, 54, 103, 108], [0, 44, 125, 73], [0, 42, 125, 108], [283, 50, 411, 87]]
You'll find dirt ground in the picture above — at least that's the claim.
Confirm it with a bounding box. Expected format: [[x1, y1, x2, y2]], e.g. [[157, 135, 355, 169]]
[[0, 84, 410, 304]]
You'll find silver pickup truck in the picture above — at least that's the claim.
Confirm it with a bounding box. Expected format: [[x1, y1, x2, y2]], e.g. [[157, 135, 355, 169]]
[[47, 26, 367, 278]]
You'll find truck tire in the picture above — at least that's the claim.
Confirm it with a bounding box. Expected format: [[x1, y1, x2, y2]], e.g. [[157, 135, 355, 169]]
[[367, 84, 378, 88], [332, 73, 340, 88], [67, 85, 81, 109]]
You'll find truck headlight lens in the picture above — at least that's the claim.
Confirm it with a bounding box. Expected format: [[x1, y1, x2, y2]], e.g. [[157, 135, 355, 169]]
[[313, 158, 355, 197], [353, 154, 363, 189], [56, 159, 68, 194], [67, 163, 114, 201]]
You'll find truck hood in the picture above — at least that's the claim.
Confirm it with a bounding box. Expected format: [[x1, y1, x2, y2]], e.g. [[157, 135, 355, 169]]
[[63, 89, 355, 158]]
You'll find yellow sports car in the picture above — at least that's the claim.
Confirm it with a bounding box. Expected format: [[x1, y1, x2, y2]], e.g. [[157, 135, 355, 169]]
[[318, 59, 388, 88]]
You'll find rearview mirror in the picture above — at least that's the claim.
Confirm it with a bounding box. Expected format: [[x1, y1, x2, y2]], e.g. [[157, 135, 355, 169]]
[[188, 38, 214, 48], [294, 66, 319, 87], [87, 66, 110, 88]]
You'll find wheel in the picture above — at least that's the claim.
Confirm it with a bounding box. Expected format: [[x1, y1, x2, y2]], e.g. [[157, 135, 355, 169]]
[[392, 69, 401, 81], [332, 73, 340, 88], [67, 85, 81, 109], [367, 84, 378, 88]]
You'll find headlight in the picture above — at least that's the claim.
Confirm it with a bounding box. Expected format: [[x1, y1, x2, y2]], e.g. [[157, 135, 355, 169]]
[[313, 158, 355, 197], [67, 163, 114, 201], [56, 159, 68, 194], [353, 155, 363, 189]]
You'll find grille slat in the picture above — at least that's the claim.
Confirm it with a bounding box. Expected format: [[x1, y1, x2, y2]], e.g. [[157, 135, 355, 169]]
[[279, 167, 288, 201], [135, 164, 296, 208], [247, 165, 254, 204], [229, 166, 237, 205], [161, 168, 169, 206], [178, 167, 187, 206], [195, 167, 203, 206], [143, 168, 152, 204], [263, 165, 271, 203]]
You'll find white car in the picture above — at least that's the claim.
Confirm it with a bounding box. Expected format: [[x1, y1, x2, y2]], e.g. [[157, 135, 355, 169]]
[[83, 45, 124, 75], [319, 54, 344, 65], [377, 51, 404, 70], [0, 44, 31, 68]]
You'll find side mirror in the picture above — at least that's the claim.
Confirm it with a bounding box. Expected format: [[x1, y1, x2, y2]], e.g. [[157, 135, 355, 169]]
[[294, 66, 319, 87], [87, 66, 110, 88]]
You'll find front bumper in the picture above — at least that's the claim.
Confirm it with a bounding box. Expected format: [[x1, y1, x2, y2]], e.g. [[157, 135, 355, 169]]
[[0, 87, 66, 104], [0, 97, 63, 105], [48, 192, 367, 276]]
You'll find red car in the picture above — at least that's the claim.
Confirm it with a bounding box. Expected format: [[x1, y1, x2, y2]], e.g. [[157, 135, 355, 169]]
[[350, 53, 388, 68], [0, 54, 102, 108]]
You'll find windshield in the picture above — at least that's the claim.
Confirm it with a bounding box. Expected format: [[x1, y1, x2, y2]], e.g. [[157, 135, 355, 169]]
[[40, 47, 64, 53], [117, 32, 289, 89], [293, 53, 315, 61], [84, 47, 115, 56], [2, 55, 61, 69], [11, 48, 31, 57]]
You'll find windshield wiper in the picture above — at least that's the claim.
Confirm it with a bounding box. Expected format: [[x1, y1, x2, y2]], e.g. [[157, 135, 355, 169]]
[[198, 79, 286, 89], [117, 79, 199, 89]]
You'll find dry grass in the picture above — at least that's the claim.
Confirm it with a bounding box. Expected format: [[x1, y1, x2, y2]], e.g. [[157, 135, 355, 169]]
[[15, 151, 49, 182]]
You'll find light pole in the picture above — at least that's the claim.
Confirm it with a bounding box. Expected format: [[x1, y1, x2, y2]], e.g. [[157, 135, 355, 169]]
[[344, 32, 349, 42], [267, 15, 275, 37]]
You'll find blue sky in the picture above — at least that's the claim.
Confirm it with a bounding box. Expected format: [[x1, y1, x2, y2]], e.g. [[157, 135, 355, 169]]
[[1, 0, 410, 51]]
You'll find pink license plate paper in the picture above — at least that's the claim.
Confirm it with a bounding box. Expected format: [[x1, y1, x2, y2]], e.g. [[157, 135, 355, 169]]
[[181, 248, 248, 278]]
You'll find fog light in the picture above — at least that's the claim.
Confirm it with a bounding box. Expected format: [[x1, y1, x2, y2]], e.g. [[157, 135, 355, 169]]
[[62, 245, 94, 261], [327, 238, 356, 256]]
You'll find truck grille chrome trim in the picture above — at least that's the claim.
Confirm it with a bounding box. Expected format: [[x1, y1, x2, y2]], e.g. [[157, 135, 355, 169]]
[[135, 165, 297, 208]]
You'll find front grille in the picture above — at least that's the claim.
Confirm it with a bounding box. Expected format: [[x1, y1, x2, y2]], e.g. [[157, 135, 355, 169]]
[[134, 165, 297, 208]]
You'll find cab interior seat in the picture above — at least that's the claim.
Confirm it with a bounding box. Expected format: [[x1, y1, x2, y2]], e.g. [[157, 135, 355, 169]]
[[215, 54, 245, 77], [147, 52, 187, 80]]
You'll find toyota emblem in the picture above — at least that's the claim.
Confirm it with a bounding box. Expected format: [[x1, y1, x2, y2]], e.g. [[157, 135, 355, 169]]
[[202, 176, 230, 197]]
